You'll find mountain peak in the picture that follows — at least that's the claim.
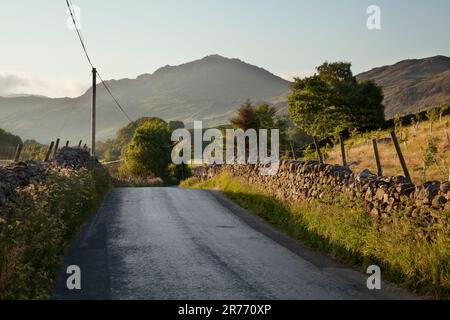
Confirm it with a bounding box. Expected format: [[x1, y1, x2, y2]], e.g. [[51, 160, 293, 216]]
[[201, 54, 229, 60]]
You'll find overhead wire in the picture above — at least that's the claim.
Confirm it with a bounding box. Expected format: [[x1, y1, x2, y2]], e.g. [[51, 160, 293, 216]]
[[65, 0, 133, 123]]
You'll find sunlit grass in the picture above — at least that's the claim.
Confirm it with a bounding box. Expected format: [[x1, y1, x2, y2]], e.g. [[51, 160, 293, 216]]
[[326, 115, 450, 183]]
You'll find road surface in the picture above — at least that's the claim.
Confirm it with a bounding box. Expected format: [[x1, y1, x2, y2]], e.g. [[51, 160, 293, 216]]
[[53, 188, 416, 300]]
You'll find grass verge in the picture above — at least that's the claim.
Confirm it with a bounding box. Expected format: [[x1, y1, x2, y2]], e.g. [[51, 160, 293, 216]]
[[0, 168, 113, 300], [181, 172, 450, 299]]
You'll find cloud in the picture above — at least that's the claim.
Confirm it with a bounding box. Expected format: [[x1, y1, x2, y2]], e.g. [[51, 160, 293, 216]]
[[0, 74, 28, 95], [0, 72, 88, 98]]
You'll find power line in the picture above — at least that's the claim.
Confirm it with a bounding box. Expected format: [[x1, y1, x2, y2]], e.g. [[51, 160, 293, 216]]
[[96, 71, 133, 123], [65, 0, 133, 123], [66, 0, 94, 69]]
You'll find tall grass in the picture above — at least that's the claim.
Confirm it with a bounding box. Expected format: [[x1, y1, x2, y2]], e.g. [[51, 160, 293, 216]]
[[182, 173, 450, 299]]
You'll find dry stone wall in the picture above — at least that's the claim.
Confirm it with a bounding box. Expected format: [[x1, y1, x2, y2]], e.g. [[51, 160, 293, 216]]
[[0, 148, 99, 207], [194, 161, 450, 224]]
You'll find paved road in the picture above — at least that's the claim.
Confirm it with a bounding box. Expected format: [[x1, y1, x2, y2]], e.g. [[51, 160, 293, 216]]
[[53, 188, 416, 300]]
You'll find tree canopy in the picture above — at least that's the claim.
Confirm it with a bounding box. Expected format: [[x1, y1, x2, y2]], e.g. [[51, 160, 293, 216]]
[[121, 118, 172, 178], [0, 128, 22, 147], [97, 117, 178, 162], [288, 62, 385, 138], [230, 100, 259, 130]]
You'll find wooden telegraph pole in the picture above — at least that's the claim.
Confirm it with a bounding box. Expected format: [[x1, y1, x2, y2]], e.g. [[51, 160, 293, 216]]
[[91, 68, 97, 157]]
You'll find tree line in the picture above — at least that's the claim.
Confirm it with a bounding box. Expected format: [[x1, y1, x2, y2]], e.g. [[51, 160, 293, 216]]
[[99, 61, 386, 182]]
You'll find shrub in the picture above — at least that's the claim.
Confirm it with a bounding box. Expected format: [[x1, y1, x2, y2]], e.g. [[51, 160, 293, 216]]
[[168, 163, 192, 185], [120, 118, 172, 179], [0, 168, 112, 299]]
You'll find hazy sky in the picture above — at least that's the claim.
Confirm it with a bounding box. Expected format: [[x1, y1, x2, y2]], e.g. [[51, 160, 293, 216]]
[[1, 0, 449, 97]]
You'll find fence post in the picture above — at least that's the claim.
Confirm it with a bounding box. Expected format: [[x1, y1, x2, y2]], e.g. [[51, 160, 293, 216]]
[[53, 138, 60, 160], [339, 134, 347, 167], [290, 141, 296, 159], [44, 141, 55, 162], [66, 140, 70, 148], [390, 130, 412, 183], [14, 144, 23, 162], [372, 139, 383, 176], [312, 136, 324, 164], [78, 140, 82, 148]]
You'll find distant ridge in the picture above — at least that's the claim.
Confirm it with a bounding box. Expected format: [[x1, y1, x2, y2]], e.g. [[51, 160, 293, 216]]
[[0, 55, 449, 143], [0, 55, 290, 142], [357, 55, 450, 117]]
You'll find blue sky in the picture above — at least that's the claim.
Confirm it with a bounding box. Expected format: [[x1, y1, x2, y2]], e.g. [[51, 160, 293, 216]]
[[0, 0, 449, 97]]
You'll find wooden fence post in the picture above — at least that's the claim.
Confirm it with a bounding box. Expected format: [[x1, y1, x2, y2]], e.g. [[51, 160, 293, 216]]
[[372, 139, 383, 176], [78, 140, 82, 148], [339, 134, 347, 167], [312, 136, 324, 164], [53, 138, 60, 159], [390, 130, 412, 183], [14, 144, 23, 162], [290, 141, 296, 159], [66, 140, 70, 148], [44, 141, 55, 162]]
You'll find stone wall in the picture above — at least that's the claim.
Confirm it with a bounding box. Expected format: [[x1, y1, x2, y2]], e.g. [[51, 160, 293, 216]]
[[194, 161, 450, 223], [0, 148, 98, 207]]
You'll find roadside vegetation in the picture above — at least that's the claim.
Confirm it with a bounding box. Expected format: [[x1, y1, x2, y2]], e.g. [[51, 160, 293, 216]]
[[181, 172, 450, 299], [0, 168, 112, 299], [109, 117, 191, 187]]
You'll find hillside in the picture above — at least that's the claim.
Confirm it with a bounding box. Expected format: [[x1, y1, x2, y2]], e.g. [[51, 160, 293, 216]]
[[0, 55, 290, 143], [1, 55, 449, 144], [357, 55, 450, 118]]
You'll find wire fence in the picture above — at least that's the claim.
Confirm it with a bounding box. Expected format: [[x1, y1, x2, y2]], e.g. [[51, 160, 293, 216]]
[[0, 139, 91, 167], [0, 146, 18, 164]]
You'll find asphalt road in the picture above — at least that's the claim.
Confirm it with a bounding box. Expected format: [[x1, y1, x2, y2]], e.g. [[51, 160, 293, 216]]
[[53, 187, 416, 300]]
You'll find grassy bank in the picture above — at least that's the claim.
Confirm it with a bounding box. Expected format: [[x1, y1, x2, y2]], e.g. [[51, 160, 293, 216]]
[[0, 168, 112, 300], [182, 173, 450, 299]]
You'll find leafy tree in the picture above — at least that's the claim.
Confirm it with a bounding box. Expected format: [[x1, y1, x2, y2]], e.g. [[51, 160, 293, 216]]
[[168, 163, 192, 184], [0, 128, 22, 146], [230, 100, 259, 130], [287, 126, 312, 157], [424, 137, 439, 167], [254, 103, 276, 129], [169, 121, 185, 131], [288, 62, 385, 138], [439, 103, 448, 122], [422, 137, 439, 181], [96, 117, 182, 162], [427, 108, 439, 133], [121, 118, 172, 179]]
